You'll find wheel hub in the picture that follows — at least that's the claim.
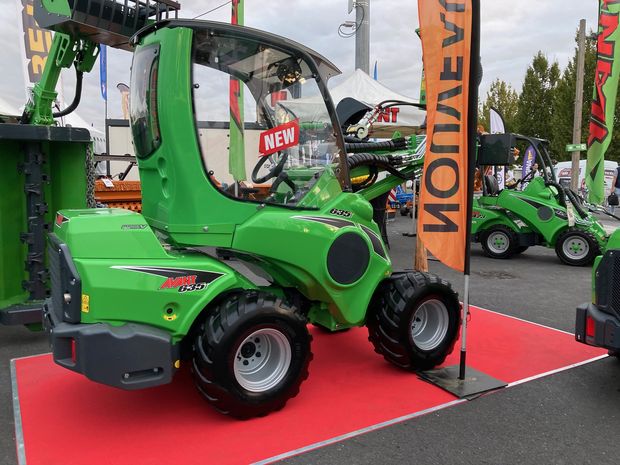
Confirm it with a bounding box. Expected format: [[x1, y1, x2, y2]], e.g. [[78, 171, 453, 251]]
[[240, 341, 256, 358], [488, 231, 509, 254], [562, 236, 589, 260], [409, 299, 450, 351], [234, 328, 292, 393]]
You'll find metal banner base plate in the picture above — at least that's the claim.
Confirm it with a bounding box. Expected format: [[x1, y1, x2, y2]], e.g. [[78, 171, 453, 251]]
[[418, 365, 507, 399]]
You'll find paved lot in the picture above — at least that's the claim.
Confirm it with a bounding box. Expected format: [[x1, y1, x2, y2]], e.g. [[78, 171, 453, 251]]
[[1, 214, 619, 465]]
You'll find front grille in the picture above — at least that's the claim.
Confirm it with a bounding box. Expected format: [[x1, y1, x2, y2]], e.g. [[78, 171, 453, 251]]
[[47, 234, 82, 323], [595, 250, 620, 319]]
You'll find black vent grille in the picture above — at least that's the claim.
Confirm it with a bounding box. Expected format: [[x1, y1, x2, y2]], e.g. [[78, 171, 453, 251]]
[[595, 250, 620, 319]]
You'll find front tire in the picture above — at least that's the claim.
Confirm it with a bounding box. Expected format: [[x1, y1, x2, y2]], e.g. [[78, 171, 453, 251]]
[[192, 291, 312, 419], [555, 228, 600, 266], [367, 271, 460, 371], [480, 225, 518, 259]]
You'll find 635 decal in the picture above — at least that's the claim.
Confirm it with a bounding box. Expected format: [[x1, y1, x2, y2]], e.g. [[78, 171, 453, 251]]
[[112, 266, 224, 293]]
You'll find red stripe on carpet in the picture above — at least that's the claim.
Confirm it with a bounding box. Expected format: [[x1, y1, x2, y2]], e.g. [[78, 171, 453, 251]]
[[13, 307, 604, 465]]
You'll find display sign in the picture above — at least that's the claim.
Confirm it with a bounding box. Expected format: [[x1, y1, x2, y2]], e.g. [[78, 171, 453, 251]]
[[418, 0, 475, 272], [17, 0, 53, 85], [587, 0, 620, 204], [566, 143, 587, 152], [259, 120, 299, 156]]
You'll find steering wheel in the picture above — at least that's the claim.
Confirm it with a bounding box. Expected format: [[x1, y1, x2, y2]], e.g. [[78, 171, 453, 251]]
[[517, 169, 536, 186], [251, 151, 289, 184]]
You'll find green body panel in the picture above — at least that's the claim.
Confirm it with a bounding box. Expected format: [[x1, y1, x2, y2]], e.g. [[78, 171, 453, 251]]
[[53, 209, 257, 342], [0, 140, 28, 308], [232, 193, 390, 326], [471, 177, 607, 248], [0, 137, 89, 310]]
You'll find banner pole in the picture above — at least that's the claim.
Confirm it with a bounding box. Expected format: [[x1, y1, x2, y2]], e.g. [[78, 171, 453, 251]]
[[460, 0, 480, 381], [459, 274, 469, 379]]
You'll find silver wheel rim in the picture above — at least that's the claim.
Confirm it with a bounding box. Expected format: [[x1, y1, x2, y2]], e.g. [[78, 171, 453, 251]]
[[487, 231, 510, 254], [410, 299, 450, 351], [233, 328, 292, 392], [562, 235, 589, 261]]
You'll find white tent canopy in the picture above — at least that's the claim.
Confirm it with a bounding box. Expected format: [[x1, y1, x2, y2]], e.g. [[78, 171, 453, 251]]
[[0, 97, 20, 120], [60, 112, 107, 155], [278, 69, 425, 137]]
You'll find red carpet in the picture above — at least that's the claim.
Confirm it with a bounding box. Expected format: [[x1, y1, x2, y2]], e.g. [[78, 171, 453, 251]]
[[12, 307, 605, 465]]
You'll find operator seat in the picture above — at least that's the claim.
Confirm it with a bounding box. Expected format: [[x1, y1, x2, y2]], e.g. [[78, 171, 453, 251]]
[[484, 174, 500, 196]]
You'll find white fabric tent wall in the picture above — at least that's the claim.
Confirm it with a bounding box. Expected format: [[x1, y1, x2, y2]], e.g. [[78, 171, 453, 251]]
[[0, 97, 20, 120], [279, 69, 425, 137]]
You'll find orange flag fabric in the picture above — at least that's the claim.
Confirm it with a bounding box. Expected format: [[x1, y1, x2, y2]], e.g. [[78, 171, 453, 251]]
[[418, 0, 474, 272]]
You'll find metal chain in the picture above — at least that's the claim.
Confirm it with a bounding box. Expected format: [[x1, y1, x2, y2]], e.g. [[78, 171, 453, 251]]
[[86, 144, 96, 208]]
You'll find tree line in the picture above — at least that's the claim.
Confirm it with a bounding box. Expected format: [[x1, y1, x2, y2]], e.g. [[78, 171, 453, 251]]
[[478, 31, 620, 163]]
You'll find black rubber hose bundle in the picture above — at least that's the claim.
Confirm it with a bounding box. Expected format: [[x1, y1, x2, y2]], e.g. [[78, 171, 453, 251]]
[[345, 138, 408, 153], [347, 153, 411, 181]]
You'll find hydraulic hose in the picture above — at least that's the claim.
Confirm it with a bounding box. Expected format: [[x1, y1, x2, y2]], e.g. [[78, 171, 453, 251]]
[[53, 66, 83, 118], [347, 153, 412, 180], [564, 187, 588, 219], [546, 180, 588, 219], [345, 138, 408, 153]]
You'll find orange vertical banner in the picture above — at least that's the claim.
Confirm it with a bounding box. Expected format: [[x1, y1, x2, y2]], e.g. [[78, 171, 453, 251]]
[[418, 0, 474, 272]]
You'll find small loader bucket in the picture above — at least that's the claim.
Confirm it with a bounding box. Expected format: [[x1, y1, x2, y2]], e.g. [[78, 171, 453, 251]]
[[34, 0, 180, 50]]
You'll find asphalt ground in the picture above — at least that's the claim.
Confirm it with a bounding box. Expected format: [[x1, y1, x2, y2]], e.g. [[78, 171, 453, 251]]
[[1, 214, 620, 465]]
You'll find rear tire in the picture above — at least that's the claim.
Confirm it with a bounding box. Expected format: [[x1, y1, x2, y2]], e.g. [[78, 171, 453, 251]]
[[555, 228, 600, 266], [367, 271, 460, 371], [192, 291, 312, 419], [480, 225, 518, 259]]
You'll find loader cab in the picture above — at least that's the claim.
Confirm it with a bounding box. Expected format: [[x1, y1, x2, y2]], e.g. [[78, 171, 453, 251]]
[[477, 133, 558, 197], [129, 20, 349, 246], [190, 27, 348, 208]]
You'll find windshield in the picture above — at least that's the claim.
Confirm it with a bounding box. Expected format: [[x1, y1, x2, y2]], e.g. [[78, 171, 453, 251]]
[[191, 29, 344, 209]]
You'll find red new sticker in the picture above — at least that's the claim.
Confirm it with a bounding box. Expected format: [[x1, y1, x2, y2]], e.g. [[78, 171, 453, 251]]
[[259, 120, 299, 156]]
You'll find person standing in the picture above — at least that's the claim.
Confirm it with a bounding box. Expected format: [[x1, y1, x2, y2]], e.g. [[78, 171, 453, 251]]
[[612, 165, 620, 214]]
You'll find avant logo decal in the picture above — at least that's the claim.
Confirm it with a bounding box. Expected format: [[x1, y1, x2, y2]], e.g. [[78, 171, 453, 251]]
[[112, 266, 224, 293]]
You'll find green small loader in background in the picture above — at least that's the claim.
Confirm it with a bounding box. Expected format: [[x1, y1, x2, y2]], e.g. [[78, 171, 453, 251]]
[[35, 1, 462, 418], [471, 134, 609, 266]]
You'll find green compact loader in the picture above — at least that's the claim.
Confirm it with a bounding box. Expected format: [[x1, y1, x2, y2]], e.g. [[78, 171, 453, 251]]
[[471, 134, 608, 266], [35, 1, 462, 418]]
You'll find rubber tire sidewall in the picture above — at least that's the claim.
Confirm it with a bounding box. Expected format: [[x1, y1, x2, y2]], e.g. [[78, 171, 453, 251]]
[[555, 229, 599, 266], [193, 295, 311, 418], [480, 225, 517, 259], [401, 290, 460, 370], [367, 272, 461, 371]]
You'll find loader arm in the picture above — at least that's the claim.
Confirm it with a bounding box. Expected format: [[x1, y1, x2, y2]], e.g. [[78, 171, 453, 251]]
[[23, 0, 180, 125]]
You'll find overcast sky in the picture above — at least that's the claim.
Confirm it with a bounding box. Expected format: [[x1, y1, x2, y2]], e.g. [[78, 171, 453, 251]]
[[0, 1, 598, 130]]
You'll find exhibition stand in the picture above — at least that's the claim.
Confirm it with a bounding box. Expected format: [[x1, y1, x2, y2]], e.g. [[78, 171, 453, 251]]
[[11, 306, 605, 465]]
